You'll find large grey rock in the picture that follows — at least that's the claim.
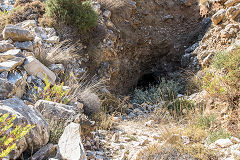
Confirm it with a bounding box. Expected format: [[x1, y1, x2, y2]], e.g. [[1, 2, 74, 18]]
[[0, 49, 22, 62], [14, 41, 34, 52], [23, 56, 56, 84], [0, 98, 50, 159], [31, 144, 57, 160], [57, 123, 87, 160], [35, 100, 77, 125], [35, 100, 94, 131], [0, 78, 14, 99], [2, 25, 34, 42], [0, 57, 25, 72], [0, 42, 14, 52]]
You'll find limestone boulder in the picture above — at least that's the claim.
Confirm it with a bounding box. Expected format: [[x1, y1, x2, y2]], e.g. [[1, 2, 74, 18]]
[[0, 98, 50, 159], [23, 56, 56, 84], [35, 100, 77, 125], [212, 9, 226, 25], [2, 25, 34, 41], [57, 123, 87, 160]]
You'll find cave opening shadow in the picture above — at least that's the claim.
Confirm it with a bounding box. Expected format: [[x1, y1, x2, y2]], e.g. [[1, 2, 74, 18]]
[[136, 73, 159, 89]]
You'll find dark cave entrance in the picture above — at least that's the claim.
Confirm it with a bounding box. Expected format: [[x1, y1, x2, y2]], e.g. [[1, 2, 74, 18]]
[[136, 73, 159, 89]]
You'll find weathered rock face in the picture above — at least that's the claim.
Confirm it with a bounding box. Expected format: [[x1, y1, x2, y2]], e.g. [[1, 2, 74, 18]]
[[0, 98, 50, 159], [57, 123, 87, 160], [75, 0, 206, 94], [35, 100, 77, 125], [2, 24, 34, 41]]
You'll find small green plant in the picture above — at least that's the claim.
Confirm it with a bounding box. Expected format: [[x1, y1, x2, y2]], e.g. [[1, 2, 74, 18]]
[[0, 10, 8, 16], [132, 78, 183, 105], [48, 120, 64, 144], [45, 0, 98, 32], [36, 76, 71, 104], [208, 128, 231, 143], [0, 113, 34, 158], [196, 115, 216, 130], [202, 69, 226, 96], [203, 48, 240, 104], [167, 99, 195, 117]]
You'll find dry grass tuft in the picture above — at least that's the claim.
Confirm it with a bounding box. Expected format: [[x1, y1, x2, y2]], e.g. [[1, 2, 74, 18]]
[[7, 0, 45, 24]]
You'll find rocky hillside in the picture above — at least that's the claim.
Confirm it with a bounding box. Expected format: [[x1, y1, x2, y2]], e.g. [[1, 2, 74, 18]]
[[0, 0, 239, 159]]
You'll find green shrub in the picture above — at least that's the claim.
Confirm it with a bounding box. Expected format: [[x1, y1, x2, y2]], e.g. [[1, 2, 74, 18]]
[[36, 76, 71, 104], [46, 0, 98, 32], [0, 113, 34, 158], [203, 48, 240, 104], [132, 78, 183, 105]]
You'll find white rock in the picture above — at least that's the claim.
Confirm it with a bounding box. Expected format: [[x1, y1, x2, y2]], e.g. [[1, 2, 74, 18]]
[[57, 123, 87, 160], [215, 138, 233, 148], [23, 56, 56, 85]]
